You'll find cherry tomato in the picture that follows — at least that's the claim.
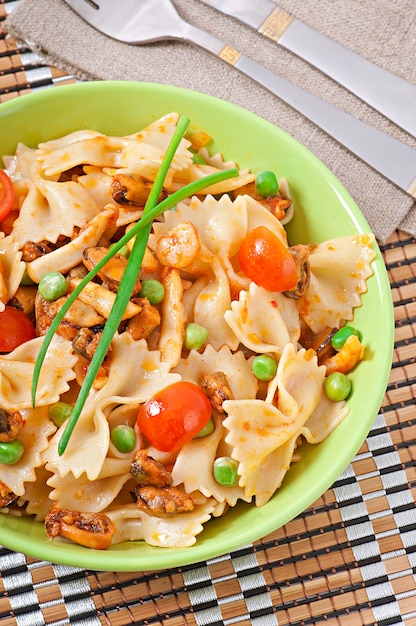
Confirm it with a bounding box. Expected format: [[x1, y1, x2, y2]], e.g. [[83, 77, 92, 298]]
[[238, 225, 298, 292], [137, 381, 212, 452], [0, 306, 36, 352], [0, 170, 15, 222]]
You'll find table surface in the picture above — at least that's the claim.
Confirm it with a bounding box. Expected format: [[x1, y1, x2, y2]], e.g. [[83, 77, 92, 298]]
[[0, 2, 415, 625]]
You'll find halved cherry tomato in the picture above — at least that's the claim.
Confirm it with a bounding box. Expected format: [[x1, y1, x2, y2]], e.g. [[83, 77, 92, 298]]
[[238, 225, 298, 292], [0, 170, 15, 223], [137, 381, 212, 452], [0, 306, 36, 353]]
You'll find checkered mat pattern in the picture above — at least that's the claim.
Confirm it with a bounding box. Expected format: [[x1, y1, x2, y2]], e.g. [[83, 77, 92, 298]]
[[0, 2, 416, 622]]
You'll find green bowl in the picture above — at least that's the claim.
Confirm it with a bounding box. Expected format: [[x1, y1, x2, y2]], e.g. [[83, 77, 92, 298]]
[[0, 81, 394, 571]]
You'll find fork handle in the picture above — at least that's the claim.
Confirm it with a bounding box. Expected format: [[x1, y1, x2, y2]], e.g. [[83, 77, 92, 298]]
[[182, 24, 416, 199]]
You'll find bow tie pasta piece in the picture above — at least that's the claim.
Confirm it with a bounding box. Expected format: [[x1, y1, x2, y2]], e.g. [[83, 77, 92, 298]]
[[37, 113, 192, 178], [224, 282, 300, 356], [222, 344, 328, 504], [297, 233, 376, 333], [0, 335, 77, 410], [107, 497, 217, 548], [11, 179, 103, 248], [43, 334, 181, 481], [1, 406, 56, 497]]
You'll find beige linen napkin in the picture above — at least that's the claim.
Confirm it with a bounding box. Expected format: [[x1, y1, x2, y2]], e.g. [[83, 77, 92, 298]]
[[4, 0, 416, 242]]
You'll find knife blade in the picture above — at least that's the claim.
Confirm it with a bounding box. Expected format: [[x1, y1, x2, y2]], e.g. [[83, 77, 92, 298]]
[[201, 0, 416, 138]]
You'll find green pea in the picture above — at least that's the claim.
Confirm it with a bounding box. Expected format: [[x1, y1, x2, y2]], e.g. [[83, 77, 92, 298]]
[[213, 456, 239, 487], [109, 242, 130, 258], [110, 424, 136, 453], [252, 354, 278, 381], [49, 401, 73, 427], [324, 372, 352, 401], [184, 322, 208, 350], [255, 170, 279, 198], [38, 271, 68, 301], [331, 326, 362, 351], [0, 440, 24, 465], [138, 279, 165, 305], [195, 417, 214, 438]]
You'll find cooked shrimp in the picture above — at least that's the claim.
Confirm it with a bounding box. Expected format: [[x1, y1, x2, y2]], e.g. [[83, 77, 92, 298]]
[[156, 222, 201, 269]]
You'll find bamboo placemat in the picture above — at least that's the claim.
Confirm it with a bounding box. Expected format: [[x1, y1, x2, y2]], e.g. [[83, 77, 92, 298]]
[[0, 2, 416, 625]]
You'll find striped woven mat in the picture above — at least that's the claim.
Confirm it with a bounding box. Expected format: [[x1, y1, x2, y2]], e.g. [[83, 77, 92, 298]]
[[0, 2, 415, 624]]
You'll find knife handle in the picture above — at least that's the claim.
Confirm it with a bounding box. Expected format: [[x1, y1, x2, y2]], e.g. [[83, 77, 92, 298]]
[[183, 24, 416, 199]]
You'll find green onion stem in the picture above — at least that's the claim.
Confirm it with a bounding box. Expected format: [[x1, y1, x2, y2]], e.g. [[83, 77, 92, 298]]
[[30, 114, 239, 454]]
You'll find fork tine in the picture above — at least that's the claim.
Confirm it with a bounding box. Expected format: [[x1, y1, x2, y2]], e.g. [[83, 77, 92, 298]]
[[63, 0, 184, 43]]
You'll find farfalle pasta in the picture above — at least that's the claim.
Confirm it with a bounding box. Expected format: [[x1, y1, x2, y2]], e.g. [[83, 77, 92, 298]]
[[0, 112, 375, 549]]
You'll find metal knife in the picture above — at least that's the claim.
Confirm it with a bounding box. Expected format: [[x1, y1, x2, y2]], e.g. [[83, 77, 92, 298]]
[[201, 0, 416, 138]]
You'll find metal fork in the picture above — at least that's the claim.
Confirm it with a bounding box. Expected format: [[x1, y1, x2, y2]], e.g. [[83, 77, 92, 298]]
[[63, 0, 416, 199]]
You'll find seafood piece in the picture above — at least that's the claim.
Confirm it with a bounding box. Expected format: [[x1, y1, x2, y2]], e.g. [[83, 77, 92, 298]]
[[285, 244, 312, 299], [156, 222, 201, 269], [0, 408, 23, 443], [7, 285, 37, 319], [201, 371, 234, 414], [72, 328, 103, 360], [0, 480, 17, 508], [134, 485, 194, 518], [35, 291, 105, 337], [300, 324, 337, 364], [112, 173, 167, 206], [44, 507, 115, 549], [82, 246, 141, 295], [130, 450, 172, 488], [125, 298, 161, 340], [20, 240, 54, 262]]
